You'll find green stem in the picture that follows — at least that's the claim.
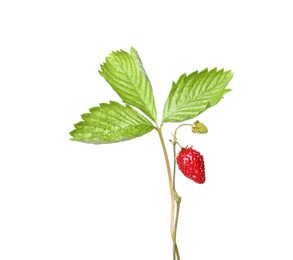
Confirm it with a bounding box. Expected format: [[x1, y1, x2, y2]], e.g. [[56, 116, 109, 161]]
[[172, 137, 182, 260], [156, 125, 182, 260], [173, 201, 181, 260], [156, 126, 175, 238], [172, 141, 176, 190], [174, 123, 192, 136]]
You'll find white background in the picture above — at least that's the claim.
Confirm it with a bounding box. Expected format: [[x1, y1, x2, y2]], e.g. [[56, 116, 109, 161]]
[[1, 0, 292, 259]]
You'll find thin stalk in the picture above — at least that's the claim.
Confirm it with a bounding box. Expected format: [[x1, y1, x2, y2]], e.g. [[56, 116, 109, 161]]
[[156, 127, 175, 237], [158, 123, 198, 259], [172, 138, 182, 260], [172, 141, 176, 190], [156, 125, 183, 260], [174, 123, 192, 135], [172, 140, 177, 260], [172, 199, 181, 260]]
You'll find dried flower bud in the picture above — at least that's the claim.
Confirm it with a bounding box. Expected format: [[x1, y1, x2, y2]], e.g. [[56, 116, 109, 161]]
[[192, 120, 208, 134]]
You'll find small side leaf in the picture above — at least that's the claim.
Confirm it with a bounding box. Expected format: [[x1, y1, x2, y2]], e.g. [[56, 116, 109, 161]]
[[99, 48, 157, 123], [70, 101, 154, 144], [162, 68, 233, 123]]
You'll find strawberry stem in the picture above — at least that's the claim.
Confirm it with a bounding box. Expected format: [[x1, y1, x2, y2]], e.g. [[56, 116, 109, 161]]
[[172, 140, 177, 190], [174, 123, 193, 135], [171, 131, 182, 260], [156, 125, 180, 260], [171, 122, 194, 259], [156, 127, 176, 236], [157, 123, 195, 260]]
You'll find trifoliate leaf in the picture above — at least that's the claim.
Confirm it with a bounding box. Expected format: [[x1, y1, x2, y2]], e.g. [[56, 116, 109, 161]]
[[70, 101, 154, 144], [162, 68, 233, 123], [99, 48, 157, 123]]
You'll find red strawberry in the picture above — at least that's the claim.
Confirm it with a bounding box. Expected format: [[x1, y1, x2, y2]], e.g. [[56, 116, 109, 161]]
[[176, 147, 205, 184]]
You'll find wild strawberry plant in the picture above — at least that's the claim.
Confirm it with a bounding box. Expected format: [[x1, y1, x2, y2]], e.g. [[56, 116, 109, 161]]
[[70, 47, 233, 259]]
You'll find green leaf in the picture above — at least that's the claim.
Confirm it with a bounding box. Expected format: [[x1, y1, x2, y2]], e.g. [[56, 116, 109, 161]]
[[99, 48, 157, 123], [70, 101, 155, 144], [162, 68, 233, 123]]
